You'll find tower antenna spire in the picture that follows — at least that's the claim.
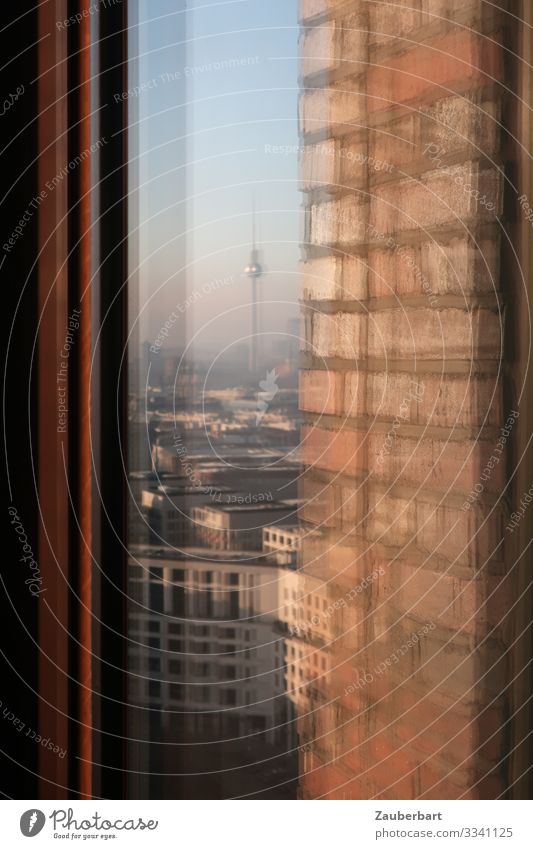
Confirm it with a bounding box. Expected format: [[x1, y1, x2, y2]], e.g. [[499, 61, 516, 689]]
[[244, 194, 263, 373], [252, 191, 256, 249], [252, 192, 257, 251]]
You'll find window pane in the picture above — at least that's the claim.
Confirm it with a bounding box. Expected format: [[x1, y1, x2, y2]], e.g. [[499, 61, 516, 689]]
[[127, 0, 302, 799]]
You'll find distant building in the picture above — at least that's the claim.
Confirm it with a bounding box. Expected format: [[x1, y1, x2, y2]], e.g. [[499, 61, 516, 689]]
[[127, 549, 291, 742], [278, 569, 332, 763], [262, 524, 301, 567], [142, 484, 227, 547], [191, 502, 291, 550], [128, 417, 154, 473]]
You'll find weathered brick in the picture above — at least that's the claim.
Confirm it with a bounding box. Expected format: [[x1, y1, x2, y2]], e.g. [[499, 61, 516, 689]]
[[370, 119, 415, 179], [367, 236, 500, 299], [419, 95, 501, 160], [419, 236, 500, 296], [340, 255, 369, 299], [415, 374, 502, 427], [366, 489, 417, 547], [300, 534, 370, 582], [367, 30, 502, 111], [419, 0, 489, 27], [299, 368, 344, 414], [311, 311, 365, 359], [299, 476, 338, 526], [417, 500, 507, 570], [301, 13, 368, 78], [346, 370, 500, 427], [300, 138, 337, 189], [300, 254, 368, 300], [309, 194, 368, 247], [369, 432, 505, 493], [410, 632, 508, 702], [367, 307, 501, 361], [337, 139, 367, 184], [388, 562, 512, 634], [300, 24, 337, 78], [338, 13, 367, 73], [369, 95, 501, 174], [368, 244, 420, 299], [341, 483, 365, 531], [300, 255, 339, 299], [368, 0, 420, 45], [343, 368, 366, 417], [343, 137, 397, 183], [371, 164, 502, 235], [300, 0, 348, 23], [299, 77, 365, 136], [301, 424, 366, 475], [357, 371, 425, 421]]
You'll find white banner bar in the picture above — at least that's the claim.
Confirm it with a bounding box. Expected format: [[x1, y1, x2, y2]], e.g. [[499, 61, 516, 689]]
[[3, 800, 533, 847]]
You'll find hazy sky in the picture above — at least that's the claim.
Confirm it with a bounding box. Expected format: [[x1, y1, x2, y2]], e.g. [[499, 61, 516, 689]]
[[131, 0, 301, 356]]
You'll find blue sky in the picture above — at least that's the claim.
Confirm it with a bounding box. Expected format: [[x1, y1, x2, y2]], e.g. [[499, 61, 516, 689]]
[[131, 0, 301, 353]]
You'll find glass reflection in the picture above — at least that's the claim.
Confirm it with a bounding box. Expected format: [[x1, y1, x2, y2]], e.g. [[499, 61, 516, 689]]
[[127, 0, 322, 798]]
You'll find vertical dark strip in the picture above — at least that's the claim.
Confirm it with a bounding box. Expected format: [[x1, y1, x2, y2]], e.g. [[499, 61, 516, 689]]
[[92, 0, 129, 799], [77, 2, 95, 803], [500, 1, 533, 799], [505, 1, 533, 799], [66, 0, 94, 801], [37, 0, 71, 798], [67, 0, 82, 800], [0, 2, 39, 800]]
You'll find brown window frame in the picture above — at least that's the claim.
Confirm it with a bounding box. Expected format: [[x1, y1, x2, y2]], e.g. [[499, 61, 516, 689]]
[[34, 0, 129, 799]]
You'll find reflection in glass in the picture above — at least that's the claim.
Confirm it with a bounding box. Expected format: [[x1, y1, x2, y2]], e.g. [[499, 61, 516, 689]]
[[126, 0, 322, 798]]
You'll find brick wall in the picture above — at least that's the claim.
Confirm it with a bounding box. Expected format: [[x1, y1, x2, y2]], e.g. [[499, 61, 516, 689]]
[[298, 0, 512, 799]]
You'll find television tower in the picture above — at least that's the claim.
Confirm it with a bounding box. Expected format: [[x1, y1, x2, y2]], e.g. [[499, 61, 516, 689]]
[[244, 205, 263, 374]]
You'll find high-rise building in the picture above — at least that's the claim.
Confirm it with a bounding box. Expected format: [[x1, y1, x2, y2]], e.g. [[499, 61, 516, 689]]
[[127, 549, 297, 798]]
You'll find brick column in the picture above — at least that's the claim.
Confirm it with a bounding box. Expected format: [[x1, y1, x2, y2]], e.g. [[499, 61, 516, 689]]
[[298, 0, 511, 799]]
